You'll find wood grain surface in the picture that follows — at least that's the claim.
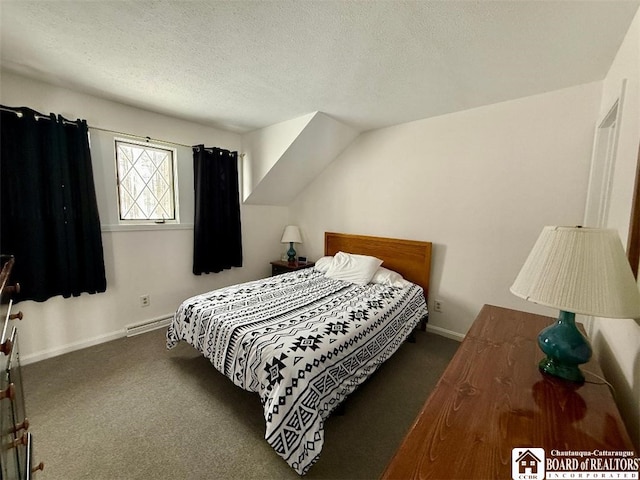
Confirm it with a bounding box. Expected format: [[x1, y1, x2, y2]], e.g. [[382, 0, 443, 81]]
[[381, 304, 636, 479]]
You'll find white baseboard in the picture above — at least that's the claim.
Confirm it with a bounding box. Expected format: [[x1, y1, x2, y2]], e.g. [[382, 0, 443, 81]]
[[21, 315, 459, 366], [426, 324, 465, 342], [21, 330, 126, 366], [21, 313, 174, 365]]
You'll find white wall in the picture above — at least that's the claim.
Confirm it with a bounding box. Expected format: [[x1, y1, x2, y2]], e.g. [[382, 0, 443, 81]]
[[0, 71, 288, 363], [589, 9, 640, 449], [242, 112, 314, 201], [243, 112, 359, 206], [290, 82, 601, 339]]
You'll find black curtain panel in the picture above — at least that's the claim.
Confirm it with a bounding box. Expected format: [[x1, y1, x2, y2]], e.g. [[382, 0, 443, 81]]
[[0, 106, 106, 302], [192, 145, 243, 274]]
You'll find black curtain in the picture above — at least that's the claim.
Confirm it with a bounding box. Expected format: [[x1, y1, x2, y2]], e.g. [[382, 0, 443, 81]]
[[0, 106, 106, 302], [192, 145, 242, 274]]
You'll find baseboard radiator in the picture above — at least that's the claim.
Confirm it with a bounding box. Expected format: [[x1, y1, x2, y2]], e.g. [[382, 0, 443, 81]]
[[126, 315, 173, 337]]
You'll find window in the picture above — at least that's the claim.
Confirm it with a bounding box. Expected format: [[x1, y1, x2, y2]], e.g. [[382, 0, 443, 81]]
[[114, 139, 179, 223]]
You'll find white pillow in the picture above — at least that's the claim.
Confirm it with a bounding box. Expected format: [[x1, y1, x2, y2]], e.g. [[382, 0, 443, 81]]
[[314, 256, 334, 273], [324, 251, 383, 285], [371, 267, 412, 288]]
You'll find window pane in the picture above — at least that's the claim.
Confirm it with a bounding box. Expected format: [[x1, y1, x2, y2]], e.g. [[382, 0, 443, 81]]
[[115, 140, 176, 221]]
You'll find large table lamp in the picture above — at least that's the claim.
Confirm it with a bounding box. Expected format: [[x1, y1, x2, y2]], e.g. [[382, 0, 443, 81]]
[[281, 225, 302, 263], [510, 226, 640, 383]]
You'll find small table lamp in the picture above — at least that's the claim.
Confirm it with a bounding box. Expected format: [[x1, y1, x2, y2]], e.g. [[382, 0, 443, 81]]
[[281, 225, 302, 263], [510, 226, 640, 383]]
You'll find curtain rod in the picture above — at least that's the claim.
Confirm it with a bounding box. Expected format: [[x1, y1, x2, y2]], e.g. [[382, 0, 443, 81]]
[[1, 105, 79, 126], [0, 105, 23, 117], [1, 106, 245, 158], [89, 126, 246, 158], [88, 125, 192, 148]]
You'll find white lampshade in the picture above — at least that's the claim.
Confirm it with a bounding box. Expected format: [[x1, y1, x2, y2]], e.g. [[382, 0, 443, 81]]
[[281, 225, 302, 244], [510, 226, 640, 318]]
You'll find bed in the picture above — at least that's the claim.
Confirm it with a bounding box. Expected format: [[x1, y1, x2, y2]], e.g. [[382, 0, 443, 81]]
[[166, 232, 432, 474]]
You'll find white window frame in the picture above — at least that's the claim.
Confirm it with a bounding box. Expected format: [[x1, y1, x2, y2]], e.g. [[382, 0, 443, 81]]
[[113, 137, 180, 226]]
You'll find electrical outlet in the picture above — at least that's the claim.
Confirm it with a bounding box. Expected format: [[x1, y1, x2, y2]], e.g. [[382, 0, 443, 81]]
[[140, 294, 150, 307], [434, 299, 443, 313]]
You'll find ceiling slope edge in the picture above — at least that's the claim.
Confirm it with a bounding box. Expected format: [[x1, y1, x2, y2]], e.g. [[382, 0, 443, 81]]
[[242, 112, 359, 206]]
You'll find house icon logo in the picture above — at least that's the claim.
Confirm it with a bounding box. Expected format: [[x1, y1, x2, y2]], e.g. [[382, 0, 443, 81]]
[[512, 448, 545, 480]]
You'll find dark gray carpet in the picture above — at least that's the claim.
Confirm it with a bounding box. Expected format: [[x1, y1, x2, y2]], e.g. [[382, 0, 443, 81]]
[[22, 328, 459, 479]]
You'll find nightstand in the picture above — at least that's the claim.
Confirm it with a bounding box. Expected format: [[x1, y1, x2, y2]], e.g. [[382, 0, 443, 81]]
[[270, 260, 315, 276]]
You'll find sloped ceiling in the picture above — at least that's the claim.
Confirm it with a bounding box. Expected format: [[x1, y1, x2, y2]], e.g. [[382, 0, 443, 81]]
[[1, 1, 638, 134], [243, 112, 359, 206]]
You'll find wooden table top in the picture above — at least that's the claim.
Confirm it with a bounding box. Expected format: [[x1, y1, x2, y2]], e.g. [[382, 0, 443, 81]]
[[380, 304, 636, 479]]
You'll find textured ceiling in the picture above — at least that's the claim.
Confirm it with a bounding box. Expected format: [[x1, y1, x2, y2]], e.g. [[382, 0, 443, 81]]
[[1, 1, 638, 133]]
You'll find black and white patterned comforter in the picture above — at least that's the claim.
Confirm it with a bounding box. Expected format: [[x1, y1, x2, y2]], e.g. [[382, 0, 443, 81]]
[[166, 267, 428, 474]]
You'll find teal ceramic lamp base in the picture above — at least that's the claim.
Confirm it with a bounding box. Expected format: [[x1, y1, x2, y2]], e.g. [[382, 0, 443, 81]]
[[287, 242, 297, 263], [537, 310, 592, 383]]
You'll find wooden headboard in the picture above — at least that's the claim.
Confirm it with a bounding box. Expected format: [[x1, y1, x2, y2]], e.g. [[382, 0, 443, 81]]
[[324, 232, 432, 297]]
